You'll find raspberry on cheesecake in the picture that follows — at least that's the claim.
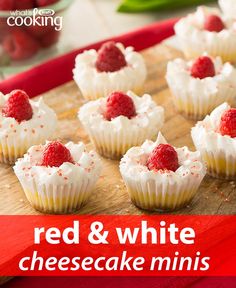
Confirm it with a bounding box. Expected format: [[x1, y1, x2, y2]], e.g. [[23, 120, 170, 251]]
[[147, 144, 179, 172], [95, 42, 127, 73], [190, 56, 215, 79], [204, 14, 225, 32], [2, 90, 33, 123], [104, 92, 136, 121], [219, 108, 236, 138], [40, 141, 75, 167]]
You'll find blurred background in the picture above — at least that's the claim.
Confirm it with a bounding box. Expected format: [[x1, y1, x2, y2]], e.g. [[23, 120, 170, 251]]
[[0, 0, 217, 80]]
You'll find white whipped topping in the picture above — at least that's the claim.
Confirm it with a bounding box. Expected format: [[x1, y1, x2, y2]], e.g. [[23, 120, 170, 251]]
[[166, 55, 236, 101], [14, 142, 102, 185], [73, 43, 147, 98], [0, 93, 57, 141], [191, 102, 236, 155], [219, 0, 236, 19], [120, 132, 206, 184], [175, 6, 236, 48], [78, 91, 164, 134]]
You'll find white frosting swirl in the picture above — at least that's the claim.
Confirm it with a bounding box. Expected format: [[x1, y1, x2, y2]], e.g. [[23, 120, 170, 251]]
[[191, 102, 236, 155], [78, 91, 164, 134], [166, 55, 236, 102], [73, 43, 147, 98], [120, 132, 206, 184], [174, 6, 236, 53], [14, 142, 102, 185], [0, 93, 57, 141]]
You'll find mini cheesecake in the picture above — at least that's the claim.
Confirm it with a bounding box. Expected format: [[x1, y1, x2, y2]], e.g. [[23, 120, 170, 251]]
[[0, 90, 57, 164], [78, 91, 164, 160], [120, 132, 206, 211], [175, 6, 236, 62], [166, 55, 236, 120], [73, 41, 147, 100], [192, 102, 236, 179], [14, 141, 102, 214]]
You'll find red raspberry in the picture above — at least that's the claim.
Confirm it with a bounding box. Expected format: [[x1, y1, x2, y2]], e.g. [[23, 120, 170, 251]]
[[41, 141, 74, 167], [26, 19, 54, 39], [219, 108, 236, 138], [147, 144, 179, 172], [0, 0, 14, 10], [36, 0, 59, 7], [14, 0, 34, 9], [190, 56, 215, 79], [2, 90, 33, 123], [204, 14, 225, 32], [26, 18, 60, 48], [95, 41, 127, 73], [0, 20, 9, 43], [40, 30, 60, 48], [2, 28, 39, 60], [104, 92, 136, 121]]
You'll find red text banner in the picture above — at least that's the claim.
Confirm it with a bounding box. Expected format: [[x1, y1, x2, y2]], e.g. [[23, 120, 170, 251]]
[[0, 215, 235, 276]]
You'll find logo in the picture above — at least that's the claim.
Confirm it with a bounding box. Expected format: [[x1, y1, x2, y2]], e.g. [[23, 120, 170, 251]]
[[7, 8, 63, 31]]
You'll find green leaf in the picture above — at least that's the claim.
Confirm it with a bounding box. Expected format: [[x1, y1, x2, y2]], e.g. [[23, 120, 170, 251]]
[[117, 0, 216, 13]]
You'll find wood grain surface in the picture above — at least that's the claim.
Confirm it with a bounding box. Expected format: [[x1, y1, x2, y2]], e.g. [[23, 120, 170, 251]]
[[0, 44, 235, 215]]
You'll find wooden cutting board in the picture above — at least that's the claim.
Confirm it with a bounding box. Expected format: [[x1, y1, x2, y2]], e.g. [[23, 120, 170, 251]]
[[0, 43, 235, 215]]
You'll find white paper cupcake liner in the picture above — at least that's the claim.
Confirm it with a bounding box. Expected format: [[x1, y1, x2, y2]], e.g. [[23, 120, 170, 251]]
[[121, 174, 200, 211], [192, 118, 236, 180], [86, 127, 159, 160], [179, 37, 236, 63], [16, 176, 95, 214], [199, 150, 236, 180], [75, 82, 144, 101], [0, 134, 49, 165], [170, 85, 236, 120]]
